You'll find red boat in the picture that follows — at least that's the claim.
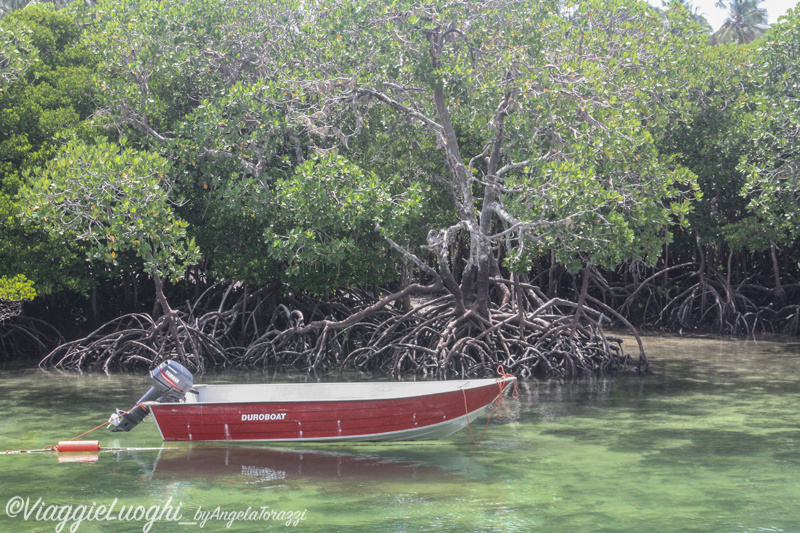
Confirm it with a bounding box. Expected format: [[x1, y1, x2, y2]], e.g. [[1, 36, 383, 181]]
[[109, 361, 517, 443]]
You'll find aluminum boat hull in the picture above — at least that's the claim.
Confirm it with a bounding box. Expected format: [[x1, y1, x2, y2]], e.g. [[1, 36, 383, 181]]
[[147, 377, 516, 442]]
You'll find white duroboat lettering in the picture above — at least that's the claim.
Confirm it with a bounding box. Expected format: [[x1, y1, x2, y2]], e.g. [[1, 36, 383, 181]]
[[241, 413, 287, 422]]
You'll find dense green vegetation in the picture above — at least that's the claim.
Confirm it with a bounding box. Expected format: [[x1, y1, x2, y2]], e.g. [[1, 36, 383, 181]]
[[1, 0, 798, 375]]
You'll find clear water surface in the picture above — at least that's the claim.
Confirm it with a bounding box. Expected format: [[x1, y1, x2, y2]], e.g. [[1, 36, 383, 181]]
[[1, 334, 799, 532]]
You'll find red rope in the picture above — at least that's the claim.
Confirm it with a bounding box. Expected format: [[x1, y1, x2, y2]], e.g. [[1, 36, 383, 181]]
[[497, 365, 519, 397], [65, 422, 112, 442], [462, 387, 496, 445], [493, 365, 519, 421], [66, 403, 148, 442], [462, 366, 518, 445], [3, 403, 148, 455]]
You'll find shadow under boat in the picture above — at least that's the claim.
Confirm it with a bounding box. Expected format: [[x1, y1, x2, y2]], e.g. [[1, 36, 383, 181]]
[[138, 443, 485, 483]]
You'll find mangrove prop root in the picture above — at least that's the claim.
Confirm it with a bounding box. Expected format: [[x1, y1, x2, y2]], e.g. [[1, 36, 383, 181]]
[[1, 316, 64, 360], [36, 284, 637, 377]]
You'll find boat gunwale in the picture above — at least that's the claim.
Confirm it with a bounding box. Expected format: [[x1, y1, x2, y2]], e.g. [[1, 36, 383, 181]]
[[145, 376, 516, 407]]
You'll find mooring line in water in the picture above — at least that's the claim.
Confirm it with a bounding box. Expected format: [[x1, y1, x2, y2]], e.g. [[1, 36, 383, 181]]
[[66, 403, 148, 442], [4, 446, 56, 455], [460, 366, 518, 446], [4, 446, 182, 455], [3, 403, 151, 456], [101, 447, 182, 452], [461, 388, 496, 445]]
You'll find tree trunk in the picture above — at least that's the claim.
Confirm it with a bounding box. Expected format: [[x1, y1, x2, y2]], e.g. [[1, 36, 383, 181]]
[[770, 242, 785, 302], [133, 273, 139, 310], [548, 249, 559, 297], [91, 284, 97, 322], [123, 272, 131, 310], [571, 262, 593, 342], [240, 280, 248, 342], [152, 273, 189, 362], [399, 262, 412, 312]]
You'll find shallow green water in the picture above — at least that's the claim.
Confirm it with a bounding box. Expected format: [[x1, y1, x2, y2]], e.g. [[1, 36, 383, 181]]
[[2, 335, 800, 532]]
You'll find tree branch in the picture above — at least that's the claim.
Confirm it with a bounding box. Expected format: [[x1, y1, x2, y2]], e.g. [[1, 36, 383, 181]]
[[354, 87, 444, 134]]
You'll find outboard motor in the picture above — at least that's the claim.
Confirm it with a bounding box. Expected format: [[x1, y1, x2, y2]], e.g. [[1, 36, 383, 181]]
[[108, 360, 194, 432]]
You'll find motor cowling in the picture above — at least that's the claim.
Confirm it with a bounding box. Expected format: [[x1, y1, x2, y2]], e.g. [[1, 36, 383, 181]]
[[108, 360, 194, 432]]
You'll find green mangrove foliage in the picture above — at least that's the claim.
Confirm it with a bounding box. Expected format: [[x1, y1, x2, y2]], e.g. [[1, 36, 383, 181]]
[[1, 0, 799, 369], [0, 14, 37, 87], [19, 140, 199, 280], [737, 11, 800, 255], [0, 6, 99, 299], [0, 274, 34, 300]]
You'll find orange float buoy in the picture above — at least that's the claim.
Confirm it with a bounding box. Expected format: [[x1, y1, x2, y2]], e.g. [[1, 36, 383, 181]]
[[55, 440, 100, 452]]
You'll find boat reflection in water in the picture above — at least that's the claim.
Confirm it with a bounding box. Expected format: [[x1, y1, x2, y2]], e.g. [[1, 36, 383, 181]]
[[145, 444, 479, 484]]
